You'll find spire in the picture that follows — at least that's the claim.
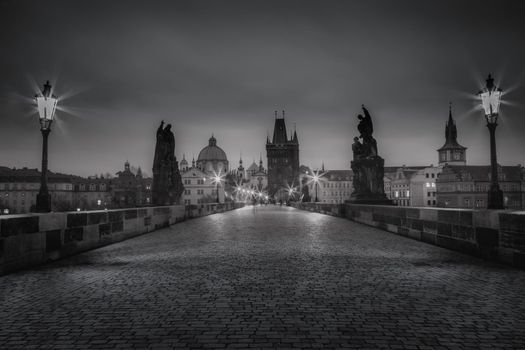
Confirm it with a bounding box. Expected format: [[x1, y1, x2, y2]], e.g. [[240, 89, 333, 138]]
[[445, 102, 457, 143], [259, 153, 263, 171], [293, 129, 298, 143], [136, 166, 142, 178], [282, 110, 285, 119], [192, 156, 195, 168], [321, 162, 325, 172], [274, 110, 277, 119], [125, 160, 130, 171]]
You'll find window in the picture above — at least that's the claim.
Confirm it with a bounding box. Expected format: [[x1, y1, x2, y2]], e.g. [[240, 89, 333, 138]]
[[426, 173, 429, 178], [431, 173, 435, 178], [432, 200, 436, 205], [89, 183, 96, 191], [431, 183, 435, 188], [394, 191, 399, 198], [184, 189, 190, 195], [406, 190, 410, 197], [426, 183, 430, 188], [427, 200, 431, 205]]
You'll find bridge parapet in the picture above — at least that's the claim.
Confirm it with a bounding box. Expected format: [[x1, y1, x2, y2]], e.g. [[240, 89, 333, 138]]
[[0, 202, 243, 275], [293, 202, 525, 269]]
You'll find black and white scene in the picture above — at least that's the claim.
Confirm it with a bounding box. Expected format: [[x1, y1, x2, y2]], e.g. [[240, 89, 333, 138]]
[[1, 0, 525, 349]]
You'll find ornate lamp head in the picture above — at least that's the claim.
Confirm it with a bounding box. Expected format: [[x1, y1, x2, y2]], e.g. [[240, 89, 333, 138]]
[[35, 80, 58, 131], [478, 74, 502, 124]]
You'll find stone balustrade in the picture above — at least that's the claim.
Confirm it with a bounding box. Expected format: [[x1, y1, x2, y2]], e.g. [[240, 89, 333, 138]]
[[0, 202, 243, 275], [293, 202, 525, 269]]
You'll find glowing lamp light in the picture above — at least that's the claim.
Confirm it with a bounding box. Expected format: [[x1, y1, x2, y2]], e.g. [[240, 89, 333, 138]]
[[478, 74, 502, 125], [35, 81, 58, 131]]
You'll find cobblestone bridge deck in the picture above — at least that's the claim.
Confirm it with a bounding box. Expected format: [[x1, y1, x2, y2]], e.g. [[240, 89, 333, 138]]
[[1, 206, 524, 349]]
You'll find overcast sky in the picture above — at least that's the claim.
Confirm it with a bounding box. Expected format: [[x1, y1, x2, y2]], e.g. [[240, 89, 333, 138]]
[[1, 0, 524, 177]]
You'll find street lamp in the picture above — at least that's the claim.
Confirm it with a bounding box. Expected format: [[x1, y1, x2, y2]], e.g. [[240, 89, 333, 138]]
[[35, 81, 58, 212], [213, 174, 221, 203], [478, 74, 504, 209], [312, 172, 320, 202]]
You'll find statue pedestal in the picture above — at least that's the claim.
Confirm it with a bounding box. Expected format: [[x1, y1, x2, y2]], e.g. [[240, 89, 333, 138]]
[[348, 156, 393, 205]]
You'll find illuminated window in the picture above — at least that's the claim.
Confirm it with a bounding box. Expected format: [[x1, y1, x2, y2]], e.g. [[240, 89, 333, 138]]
[[431, 183, 436, 188], [426, 183, 430, 187], [394, 191, 399, 198]]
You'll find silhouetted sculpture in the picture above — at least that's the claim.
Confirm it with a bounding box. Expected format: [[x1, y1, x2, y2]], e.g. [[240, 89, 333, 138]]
[[152, 121, 184, 205], [349, 106, 392, 205], [301, 176, 311, 202]]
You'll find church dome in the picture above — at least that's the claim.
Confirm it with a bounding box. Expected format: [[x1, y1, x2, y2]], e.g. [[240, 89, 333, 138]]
[[197, 135, 228, 162]]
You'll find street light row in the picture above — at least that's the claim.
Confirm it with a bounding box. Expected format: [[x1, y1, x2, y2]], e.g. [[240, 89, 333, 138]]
[[31, 74, 505, 212]]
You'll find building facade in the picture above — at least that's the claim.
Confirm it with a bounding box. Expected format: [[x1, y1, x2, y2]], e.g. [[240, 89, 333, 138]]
[[316, 170, 353, 204], [266, 111, 299, 198], [436, 165, 524, 209], [0, 167, 75, 214], [180, 167, 223, 205]]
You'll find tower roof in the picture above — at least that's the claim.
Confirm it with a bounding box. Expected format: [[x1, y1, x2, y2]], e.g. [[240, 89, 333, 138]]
[[198, 135, 227, 162], [272, 117, 288, 144], [438, 104, 467, 151]]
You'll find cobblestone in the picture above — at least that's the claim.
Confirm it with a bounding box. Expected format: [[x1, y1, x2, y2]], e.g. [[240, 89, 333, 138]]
[[1, 206, 524, 349]]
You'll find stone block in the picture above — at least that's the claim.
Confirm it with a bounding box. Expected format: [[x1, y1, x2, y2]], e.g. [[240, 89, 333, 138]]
[[1, 216, 39, 237], [406, 208, 420, 219], [108, 210, 123, 222], [474, 210, 500, 229], [64, 227, 83, 243], [88, 212, 108, 225], [459, 211, 473, 226], [421, 231, 437, 244], [111, 221, 124, 233], [67, 213, 87, 228], [499, 213, 525, 233], [125, 209, 138, 220], [39, 213, 65, 231], [45, 229, 61, 252], [437, 223, 452, 237], [99, 223, 111, 237], [437, 209, 460, 224], [419, 208, 438, 221], [153, 207, 170, 215], [124, 218, 138, 232]]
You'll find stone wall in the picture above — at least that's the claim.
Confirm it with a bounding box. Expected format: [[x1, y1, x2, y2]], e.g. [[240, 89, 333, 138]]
[[0, 202, 243, 275], [293, 202, 525, 269]]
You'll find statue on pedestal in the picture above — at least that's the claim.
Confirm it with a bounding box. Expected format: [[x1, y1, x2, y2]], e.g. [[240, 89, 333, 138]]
[[349, 106, 392, 205], [152, 121, 184, 205]]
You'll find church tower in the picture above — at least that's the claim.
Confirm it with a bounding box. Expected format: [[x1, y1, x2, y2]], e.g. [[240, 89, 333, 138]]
[[437, 103, 467, 165], [266, 110, 300, 197]]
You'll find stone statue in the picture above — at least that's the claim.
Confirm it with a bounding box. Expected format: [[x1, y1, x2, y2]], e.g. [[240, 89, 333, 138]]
[[301, 176, 310, 202], [152, 121, 184, 205], [348, 106, 392, 205]]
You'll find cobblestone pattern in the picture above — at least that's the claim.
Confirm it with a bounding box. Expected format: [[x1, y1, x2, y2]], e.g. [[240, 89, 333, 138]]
[[1, 206, 524, 349]]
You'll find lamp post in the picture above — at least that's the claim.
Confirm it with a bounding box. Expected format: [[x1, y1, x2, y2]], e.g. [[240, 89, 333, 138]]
[[35, 81, 58, 213], [478, 74, 504, 209], [312, 173, 319, 202], [214, 175, 221, 203]]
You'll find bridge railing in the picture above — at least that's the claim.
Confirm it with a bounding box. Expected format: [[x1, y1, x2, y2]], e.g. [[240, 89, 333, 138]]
[[0, 202, 244, 276], [292, 202, 525, 269]]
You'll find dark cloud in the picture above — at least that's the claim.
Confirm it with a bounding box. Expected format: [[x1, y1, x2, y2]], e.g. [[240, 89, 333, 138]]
[[1, 0, 524, 176]]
